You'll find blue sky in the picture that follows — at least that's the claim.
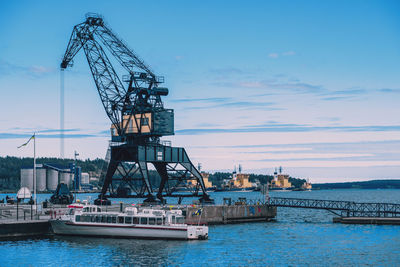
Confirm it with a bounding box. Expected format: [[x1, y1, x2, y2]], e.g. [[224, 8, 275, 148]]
[[0, 0, 399, 182]]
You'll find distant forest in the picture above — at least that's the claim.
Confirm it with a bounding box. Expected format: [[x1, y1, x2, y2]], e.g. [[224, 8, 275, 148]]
[[0, 156, 307, 191], [314, 180, 400, 190]]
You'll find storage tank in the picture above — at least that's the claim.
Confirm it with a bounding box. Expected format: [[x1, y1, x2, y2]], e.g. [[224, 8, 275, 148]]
[[46, 169, 58, 191], [36, 168, 47, 192], [20, 168, 34, 191], [81, 172, 90, 184], [59, 171, 72, 189]]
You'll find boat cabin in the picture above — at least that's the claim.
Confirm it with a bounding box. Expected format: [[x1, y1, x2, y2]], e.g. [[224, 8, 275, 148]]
[[68, 205, 186, 226]]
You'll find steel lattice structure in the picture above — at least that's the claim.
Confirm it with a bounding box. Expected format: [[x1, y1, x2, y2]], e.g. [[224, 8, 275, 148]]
[[61, 14, 213, 204], [268, 197, 400, 217]]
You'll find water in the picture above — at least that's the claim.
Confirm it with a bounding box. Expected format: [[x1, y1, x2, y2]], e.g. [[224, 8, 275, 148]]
[[1, 189, 400, 266]]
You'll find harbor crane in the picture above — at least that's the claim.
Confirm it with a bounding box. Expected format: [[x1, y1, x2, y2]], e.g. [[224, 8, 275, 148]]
[[61, 14, 213, 204]]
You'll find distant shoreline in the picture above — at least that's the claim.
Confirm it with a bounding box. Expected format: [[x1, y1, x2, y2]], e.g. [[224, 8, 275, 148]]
[[313, 179, 400, 190]]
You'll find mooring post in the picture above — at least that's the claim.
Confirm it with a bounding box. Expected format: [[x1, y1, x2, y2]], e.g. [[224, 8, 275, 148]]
[[31, 203, 33, 220], [16, 201, 19, 221]]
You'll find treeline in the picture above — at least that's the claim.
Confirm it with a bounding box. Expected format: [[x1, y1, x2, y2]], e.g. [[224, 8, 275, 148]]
[[314, 180, 400, 190]]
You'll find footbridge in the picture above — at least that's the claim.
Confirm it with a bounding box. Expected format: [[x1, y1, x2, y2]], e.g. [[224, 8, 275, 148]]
[[268, 197, 400, 217]]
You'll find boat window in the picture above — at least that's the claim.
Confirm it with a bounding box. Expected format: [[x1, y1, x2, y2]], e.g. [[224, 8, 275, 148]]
[[140, 217, 147, 224], [97, 207, 101, 212], [107, 216, 112, 223], [125, 217, 132, 224], [132, 217, 139, 224], [75, 215, 80, 222], [96, 216, 101, 223], [149, 218, 155, 225], [83, 207, 89, 212], [68, 209, 75, 215], [112, 216, 117, 223], [101, 215, 106, 223], [176, 217, 185, 224], [171, 215, 176, 224], [118, 216, 124, 224], [91, 215, 96, 222], [156, 218, 162, 225]]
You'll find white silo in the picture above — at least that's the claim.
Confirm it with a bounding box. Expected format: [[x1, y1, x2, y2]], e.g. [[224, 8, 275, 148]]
[[20, 168, 34, 191], [59, 171, 72, 188], [36, 168, 47, 192], [46, 169, 58, 191], [81, 172, 90, 184]]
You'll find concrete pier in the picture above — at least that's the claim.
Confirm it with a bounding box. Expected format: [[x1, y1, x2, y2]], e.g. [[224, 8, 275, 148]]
[[0, 202, 276, 238]]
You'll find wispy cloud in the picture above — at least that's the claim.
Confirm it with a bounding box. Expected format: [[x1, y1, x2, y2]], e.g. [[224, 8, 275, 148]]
[[171, 97, 231, 103], [208, 67, 244, 75], [282, 51, 296, 56], [213, 79, 324, 95], [0, 60, 55, 78], [0, 133, 96, 139], [321, 96, 352, 101], [172, 96, 280, 111], [268, 51, 296, 58], [379, 88, 400, 94], [268, 53, 279, 58], [176, 124, 400, 135]]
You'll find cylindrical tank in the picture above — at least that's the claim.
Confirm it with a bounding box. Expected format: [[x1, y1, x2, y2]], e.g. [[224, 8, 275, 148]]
[[70, 172, 74, 189], [20, 168, 34, 191], [59, 171, 71, 188], [46, 169, 58, 191], [36, 168, 47, 192], [81, 172, 90, 184]]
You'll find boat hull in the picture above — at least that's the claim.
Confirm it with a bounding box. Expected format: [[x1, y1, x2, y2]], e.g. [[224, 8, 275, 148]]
[[50, 220, 207, 240]]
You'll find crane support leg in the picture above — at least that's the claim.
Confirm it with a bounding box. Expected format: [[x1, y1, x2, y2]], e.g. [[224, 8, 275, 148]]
[[101, 159, 118, 196], [153, 162, 168, 202]]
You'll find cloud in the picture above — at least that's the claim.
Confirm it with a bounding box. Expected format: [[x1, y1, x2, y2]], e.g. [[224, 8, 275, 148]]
[[268, 51, 296, 58], [379, 88, 400, 94], [282, 51, 296, 56], [171, 97, 231, 103], [0, 133, 96, 139], [208, 67, 244, 75], [253, 155, 374, 162], [321, 96, 352, 101], [268, 53, 279, 58], [0, 60, 56, 78], [210, 139, 400, 149], [176, 124, 400, 135], [172, 96, 280, 111], [29, 65, 55, 74]]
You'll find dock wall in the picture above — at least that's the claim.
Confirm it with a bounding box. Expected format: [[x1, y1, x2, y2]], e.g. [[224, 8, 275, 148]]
[[185, 204, 276, 225], [0, 220, 50, 238]]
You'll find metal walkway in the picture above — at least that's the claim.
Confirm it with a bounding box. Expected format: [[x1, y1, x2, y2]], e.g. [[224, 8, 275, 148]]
[[268, 197, 400, 217]]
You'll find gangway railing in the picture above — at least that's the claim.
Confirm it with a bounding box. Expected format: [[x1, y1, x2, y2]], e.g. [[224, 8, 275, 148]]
[[268, 197, 400, 217]]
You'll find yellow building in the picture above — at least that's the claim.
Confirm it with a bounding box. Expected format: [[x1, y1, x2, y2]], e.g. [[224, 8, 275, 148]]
[[301, 181, 312, 190], [271, 173, 292, 189], [188, 172, 213, 188], [230, 173, 253, 189]]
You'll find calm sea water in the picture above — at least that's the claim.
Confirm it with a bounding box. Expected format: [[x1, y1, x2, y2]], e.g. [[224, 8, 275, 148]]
[[1, 189, 400, 266]]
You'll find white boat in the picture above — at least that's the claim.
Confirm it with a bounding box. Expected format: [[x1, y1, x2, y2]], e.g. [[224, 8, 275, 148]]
[[50, 203, 208, 240]]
